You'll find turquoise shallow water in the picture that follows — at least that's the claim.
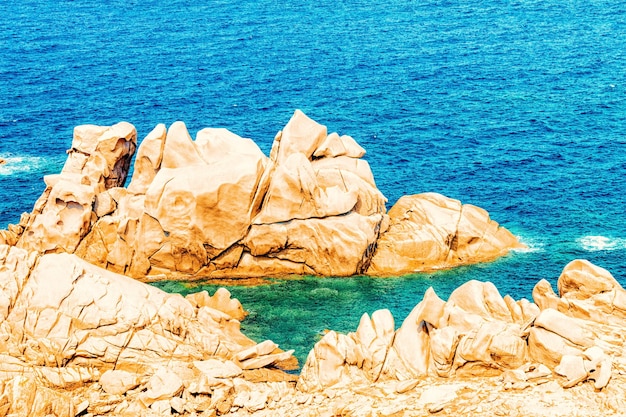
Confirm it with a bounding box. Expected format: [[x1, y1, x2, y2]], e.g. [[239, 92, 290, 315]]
[[151, 256, 541, 365], [1, 0, 625, 364]]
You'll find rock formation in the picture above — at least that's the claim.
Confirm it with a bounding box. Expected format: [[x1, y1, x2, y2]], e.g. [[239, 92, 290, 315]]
[[368, 192, 525, 274], [2, 243, 625, 416], [298, 259, 626, 403], [0, 244, 297, 416], [2, 112, 624, 416], [9, 123, 137, 253], [0, 110, 523, 279]]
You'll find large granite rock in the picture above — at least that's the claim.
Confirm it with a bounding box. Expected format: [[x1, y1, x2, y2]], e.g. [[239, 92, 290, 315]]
[[0, 244, 296, 416], [0, 111, 523, 279], [368, 192, 526, 274], [299, 259, 626, 396]]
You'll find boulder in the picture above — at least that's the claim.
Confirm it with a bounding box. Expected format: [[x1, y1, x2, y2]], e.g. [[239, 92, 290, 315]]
[[553, 260, 626, 326], [557, 259, 620, 300], [141, 367, 184, 405], [367, 193, 525, 275], [555, 355, 588, 388], [99, 369, 140, 395], [272, 109, 327, 164], [236, 340, 279, 362], [0, 375, 76, 417], [2, 239, 626, 415], [590, 358, 612, 390], [313, 132, 366, 158], [193, 359, 242, 379], [186, 288, 247, 321]]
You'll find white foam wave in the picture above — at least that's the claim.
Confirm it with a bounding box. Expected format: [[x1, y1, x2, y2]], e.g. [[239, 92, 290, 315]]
[[512, 236, 544, 253], [577, 235, 626, 252], [0, 155, 57, 176]]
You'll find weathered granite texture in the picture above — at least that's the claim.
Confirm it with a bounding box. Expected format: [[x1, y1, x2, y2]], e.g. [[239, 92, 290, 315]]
[[2, 247, 625, 416], [0, 244, 296, 417], [299, 259, 625, 398], [0, 111, 523, 280]]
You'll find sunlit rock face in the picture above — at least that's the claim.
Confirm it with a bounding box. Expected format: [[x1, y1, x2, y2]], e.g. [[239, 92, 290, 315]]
[[299, 259, 624, 395], [0, 244, 297, 416], [368, 192, 526, 275], [12, 123, 137, 254], [0, 110, 523, 279]]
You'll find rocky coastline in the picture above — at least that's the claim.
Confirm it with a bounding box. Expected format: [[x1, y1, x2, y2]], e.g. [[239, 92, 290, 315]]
[[0, 110, 523, 279], [2, 247, 626, 416], [1, 111, 623, 416]]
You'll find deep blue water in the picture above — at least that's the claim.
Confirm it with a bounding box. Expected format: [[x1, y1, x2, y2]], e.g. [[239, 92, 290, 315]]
[[1, 0, 625, 364]]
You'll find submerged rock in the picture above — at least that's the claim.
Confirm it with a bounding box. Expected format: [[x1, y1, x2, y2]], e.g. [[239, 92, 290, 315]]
[[0, 111, 524, 279]]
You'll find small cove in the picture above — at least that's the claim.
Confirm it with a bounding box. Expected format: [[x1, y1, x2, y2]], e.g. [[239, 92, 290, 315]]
[[151, 244, 626, 366], [1, 0, 625, 368]]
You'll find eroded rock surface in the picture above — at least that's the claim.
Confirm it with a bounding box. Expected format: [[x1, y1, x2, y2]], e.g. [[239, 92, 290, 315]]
[[0, 111, 523, 279], [14, 123, 137, 254], [0, 244, 296, 417], [299, 259, 626, 406], [368, 192, 526, 274], [3, 253, 624, 416]]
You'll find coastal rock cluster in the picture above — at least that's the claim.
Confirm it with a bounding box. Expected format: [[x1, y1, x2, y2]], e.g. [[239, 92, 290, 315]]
[[1, 245, 626, 416], [265, 259, 626, 417], [0, 110, 523, 279], [299, 259, 625, 394], [3, 112, 622, 416], [0, 245, 297, 416]]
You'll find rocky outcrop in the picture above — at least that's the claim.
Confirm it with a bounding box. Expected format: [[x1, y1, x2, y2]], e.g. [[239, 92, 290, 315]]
[[1, 111, 523, 279], [299, 259, 626, 399], [0, 244, 297, 416], [12, 123, 137, 254], [298, 280, 537, 392], [368, 193, 526, 274], [3, 250, 624, 416]]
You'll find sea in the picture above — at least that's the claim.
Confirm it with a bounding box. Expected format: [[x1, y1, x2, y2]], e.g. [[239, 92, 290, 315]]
[[1, 0, 625, 365]]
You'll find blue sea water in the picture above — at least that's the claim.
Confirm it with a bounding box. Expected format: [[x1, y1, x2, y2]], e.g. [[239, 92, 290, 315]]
[[1, 0, 625, 364]]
